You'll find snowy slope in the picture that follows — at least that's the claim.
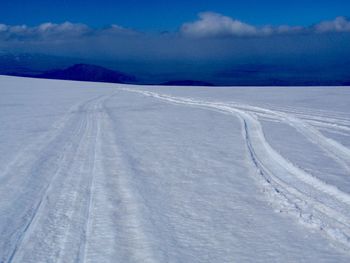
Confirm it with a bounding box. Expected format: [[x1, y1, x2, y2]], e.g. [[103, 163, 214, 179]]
[[0, 75, 350, 262]]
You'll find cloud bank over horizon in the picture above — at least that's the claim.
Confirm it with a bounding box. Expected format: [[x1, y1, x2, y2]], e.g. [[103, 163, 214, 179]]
[[1, 12, 350, 85], [0, 13, 350, 42]]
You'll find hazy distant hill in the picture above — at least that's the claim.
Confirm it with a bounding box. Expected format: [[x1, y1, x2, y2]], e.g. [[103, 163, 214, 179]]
[[36, 64, 136, 84], [1, 53, 349, 86], [161, 80, 214, 86]]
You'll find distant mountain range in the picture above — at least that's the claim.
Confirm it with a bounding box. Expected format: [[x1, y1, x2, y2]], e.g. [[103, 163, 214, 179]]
[[3, 63, 216, 86], [0, 55, 215, 86], [1, 53, 349, 86], [35, 64, 136, 84]]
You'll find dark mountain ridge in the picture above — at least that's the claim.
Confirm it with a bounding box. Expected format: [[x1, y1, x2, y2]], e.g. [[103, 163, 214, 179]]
[[36, 64, 136, 84], [1, 52, 349, 86]]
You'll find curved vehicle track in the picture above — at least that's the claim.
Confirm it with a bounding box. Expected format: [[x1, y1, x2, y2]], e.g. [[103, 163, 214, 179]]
[[122, 88, 350, 248]]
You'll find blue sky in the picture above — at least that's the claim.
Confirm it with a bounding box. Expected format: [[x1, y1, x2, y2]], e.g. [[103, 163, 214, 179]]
[[1, 0, 350, 30]]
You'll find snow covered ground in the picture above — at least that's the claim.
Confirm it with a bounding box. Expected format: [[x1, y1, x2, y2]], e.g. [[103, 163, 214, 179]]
[[0, 75, 350, 262]]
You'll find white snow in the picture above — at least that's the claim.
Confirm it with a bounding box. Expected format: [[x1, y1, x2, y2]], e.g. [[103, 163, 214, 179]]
[[0, 75, 350, 262]]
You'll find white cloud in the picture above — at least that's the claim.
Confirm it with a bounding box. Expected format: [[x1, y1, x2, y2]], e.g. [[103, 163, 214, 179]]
[[181, 12, 258, 37], [0, 22, 90, 40], [36, 22, 88, 33], [0, 22, 136, 41], [37, 22, 56, 32], [314, 16, 350, 33], [32, 22, 91, 39], [180, 12, 307, 38], [181, 12, 350, 38]]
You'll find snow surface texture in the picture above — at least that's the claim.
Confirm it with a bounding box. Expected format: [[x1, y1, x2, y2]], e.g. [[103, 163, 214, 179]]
[[0, 75, 350, 262]]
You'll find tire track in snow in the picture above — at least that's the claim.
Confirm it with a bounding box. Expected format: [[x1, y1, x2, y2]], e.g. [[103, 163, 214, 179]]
[[4, 116, 87, 263], [121, 88, 350, 249], [305, 120, 350, 135], [2, 94, 109, 263], [225, 103, 350, 173], [250, 103, 350, 138], [262, 104, 350, 125], [0, 99, 89, 263], [82, 93, 161, 263], [0, 98, 91, 184], [239, 113, 350, 248], [79, 101, 101, 263]]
